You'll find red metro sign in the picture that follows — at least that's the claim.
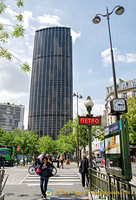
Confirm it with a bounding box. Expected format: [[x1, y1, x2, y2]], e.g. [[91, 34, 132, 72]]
[[79, 116, 101, 125]]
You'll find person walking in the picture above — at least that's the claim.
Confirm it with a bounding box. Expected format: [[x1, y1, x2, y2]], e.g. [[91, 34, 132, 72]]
[[79, 154, 89, 189], [0, 154, 5, 168], [39, 156, 53, 200], [60, 155, 64, 169]]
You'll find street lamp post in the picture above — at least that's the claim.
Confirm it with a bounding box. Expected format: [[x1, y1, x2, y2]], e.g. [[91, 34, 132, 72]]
[[92, 6, 125, 121], [84, 96, 94, 188], [73, 92, 83, 166]]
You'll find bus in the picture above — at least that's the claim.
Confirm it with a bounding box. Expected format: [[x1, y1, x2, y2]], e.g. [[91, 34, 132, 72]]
[[0, 145, 15, 166]]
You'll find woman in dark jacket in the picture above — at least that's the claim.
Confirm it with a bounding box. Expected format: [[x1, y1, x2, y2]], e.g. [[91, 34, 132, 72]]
[[79, 154, 89, 188], [39, 156, 53, 199]]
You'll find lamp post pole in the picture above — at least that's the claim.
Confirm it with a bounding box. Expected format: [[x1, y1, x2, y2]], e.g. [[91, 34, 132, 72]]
[[88, 125, 92, 189], [84, 96, 94, 189], [92, 6, 125, 121], [106, 7, 118, 100], [73, 92, 83, 166], [76, 93, 79, 167]]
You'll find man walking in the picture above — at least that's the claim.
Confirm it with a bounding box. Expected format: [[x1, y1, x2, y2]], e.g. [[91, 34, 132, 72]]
[[79, 154, 89, 188]]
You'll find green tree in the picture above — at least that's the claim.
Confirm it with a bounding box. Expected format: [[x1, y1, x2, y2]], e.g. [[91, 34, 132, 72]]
[[37, 136, 56, 154], [27, 131, 38, 156], [59, 120, 73, 135], [0, 128, 6, 139], [56, 133, 76, 155], [57, 119, 103, 155], [124, 96, 136, 144], [0, 0, 30, 72], [0, 130, 17, 146]]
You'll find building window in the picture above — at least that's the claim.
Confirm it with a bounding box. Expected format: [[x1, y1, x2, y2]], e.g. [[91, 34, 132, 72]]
[[122, 82, 128, 89], [123, 93, 127, 99], [133, 91, 136, 97], [132, 81, 136, 87]]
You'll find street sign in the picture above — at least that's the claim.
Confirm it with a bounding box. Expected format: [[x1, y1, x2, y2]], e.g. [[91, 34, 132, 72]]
[[79, 116, 101, 125], [104, 121, 121, 136]]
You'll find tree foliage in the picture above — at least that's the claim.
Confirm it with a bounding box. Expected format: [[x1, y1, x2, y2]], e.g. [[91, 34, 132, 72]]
[[0, 129, 38, 155], [56, 133, 76, 155], [37, 136, 56, 154], [57, 118, 103, 154], [124, 96, 136, 144], [0, 0, 30, 72]]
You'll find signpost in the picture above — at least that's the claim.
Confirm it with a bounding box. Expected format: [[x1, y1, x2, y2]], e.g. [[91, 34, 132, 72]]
[[79, 115, 101, 189], [104, 118, 132, 181], [79, 116, 101, 125]]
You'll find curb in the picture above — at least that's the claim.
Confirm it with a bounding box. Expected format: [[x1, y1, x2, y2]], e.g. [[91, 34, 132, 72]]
[[72, 168, 81, 180]]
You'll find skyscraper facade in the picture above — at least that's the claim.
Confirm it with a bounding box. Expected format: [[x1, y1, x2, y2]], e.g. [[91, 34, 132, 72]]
[[28, 27, 73, 139]]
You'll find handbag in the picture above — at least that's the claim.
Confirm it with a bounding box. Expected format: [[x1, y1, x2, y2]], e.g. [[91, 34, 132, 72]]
[[36, 168, 42, 175]]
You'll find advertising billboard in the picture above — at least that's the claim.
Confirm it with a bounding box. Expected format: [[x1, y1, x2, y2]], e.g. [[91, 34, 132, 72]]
[[105, 135, 122, 175], [105, 135, 120, 154]]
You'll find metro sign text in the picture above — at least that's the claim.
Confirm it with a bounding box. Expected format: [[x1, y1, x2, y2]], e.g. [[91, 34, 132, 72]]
[[79, 117, 101, 125]]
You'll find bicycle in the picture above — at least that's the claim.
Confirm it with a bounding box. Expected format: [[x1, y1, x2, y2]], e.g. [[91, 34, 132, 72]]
[[28, 165, 57, 176], [28, 165, 38, 175]]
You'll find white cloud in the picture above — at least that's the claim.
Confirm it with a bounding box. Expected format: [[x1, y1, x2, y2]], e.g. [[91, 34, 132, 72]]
[[101, 48, 136, 66], [88, 68, 92, 73], [22, 11, 33, 29], [0, 91, 27, 103], [37, 14, 61, 26], [0, 58, 30, 94], [71, 29, 81, 44], [73, 98, 105, 119], [5, 7, 17, 17], [0, 18, 12, 25]]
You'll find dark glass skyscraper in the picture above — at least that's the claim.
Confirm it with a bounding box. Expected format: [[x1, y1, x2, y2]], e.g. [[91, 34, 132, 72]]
[[28, 27, 73, 139]]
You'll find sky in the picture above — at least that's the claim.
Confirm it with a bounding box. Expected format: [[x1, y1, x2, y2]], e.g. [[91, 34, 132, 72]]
[[0, 0, 136, 128]]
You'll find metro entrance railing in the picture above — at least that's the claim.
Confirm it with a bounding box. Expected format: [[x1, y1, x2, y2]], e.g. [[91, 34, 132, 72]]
[[88, 168, 136, 200]]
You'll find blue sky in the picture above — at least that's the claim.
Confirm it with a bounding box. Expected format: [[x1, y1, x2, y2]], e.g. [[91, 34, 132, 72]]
[[0, 0, 136, 128]]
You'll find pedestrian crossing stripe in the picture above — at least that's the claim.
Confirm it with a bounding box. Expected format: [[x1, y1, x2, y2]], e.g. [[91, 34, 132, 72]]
[[21, 169, 81, 186]]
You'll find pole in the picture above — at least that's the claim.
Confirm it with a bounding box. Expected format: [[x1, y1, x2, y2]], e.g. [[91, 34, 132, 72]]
[[77, 94, 79, 167], [88, 125, 92, 189], [106, 7, 118, 99], [106, 7, 120, 121]]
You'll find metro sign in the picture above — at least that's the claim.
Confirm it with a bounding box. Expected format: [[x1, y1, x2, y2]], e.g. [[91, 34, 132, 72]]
[[79, 116, 101, 125]]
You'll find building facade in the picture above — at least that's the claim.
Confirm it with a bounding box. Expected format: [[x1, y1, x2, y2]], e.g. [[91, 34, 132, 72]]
[[105, 78, 136, 125], [0, 103, 24, 131], [28, 27, 73, 139]]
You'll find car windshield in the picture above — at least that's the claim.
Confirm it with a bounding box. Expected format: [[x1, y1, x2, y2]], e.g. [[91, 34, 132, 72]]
[[0, 150, 9, 156]]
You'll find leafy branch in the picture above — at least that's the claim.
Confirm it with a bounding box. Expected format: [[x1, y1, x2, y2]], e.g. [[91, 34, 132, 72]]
[[0, 0, 30, 72]]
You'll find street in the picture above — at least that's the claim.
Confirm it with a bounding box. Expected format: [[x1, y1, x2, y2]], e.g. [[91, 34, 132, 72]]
[[3, 163, 89, 200], [2, 162, 136, 200]]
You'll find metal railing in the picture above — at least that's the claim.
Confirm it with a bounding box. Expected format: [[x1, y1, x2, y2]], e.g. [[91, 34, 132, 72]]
[[0, 169, 8, 199], [89, 168, 136, 200], [0, 170, 5, 196]]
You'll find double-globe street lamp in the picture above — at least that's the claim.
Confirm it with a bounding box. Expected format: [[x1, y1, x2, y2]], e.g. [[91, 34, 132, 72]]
[[92, 5, 125, 121], [84, 96, 94, 188], [73, 92, 83, 166]]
